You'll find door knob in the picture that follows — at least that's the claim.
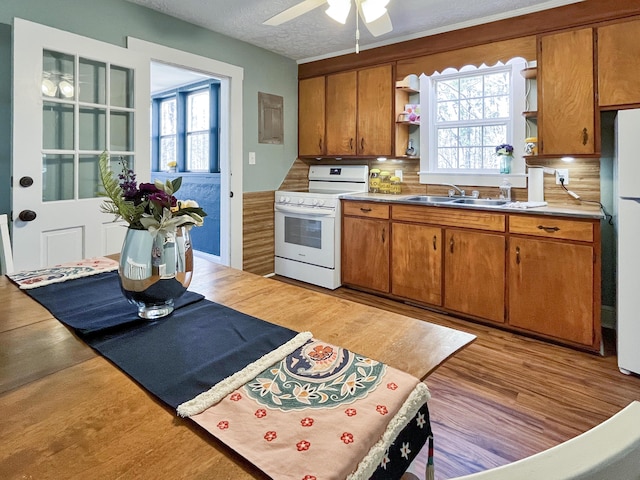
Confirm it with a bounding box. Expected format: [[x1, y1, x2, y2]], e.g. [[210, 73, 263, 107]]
[[19, 176, 34, 187], [19, 210, 37, 222]]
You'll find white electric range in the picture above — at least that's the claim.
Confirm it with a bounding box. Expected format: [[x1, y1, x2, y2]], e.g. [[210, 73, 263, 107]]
[[274, 165, 369, 289]]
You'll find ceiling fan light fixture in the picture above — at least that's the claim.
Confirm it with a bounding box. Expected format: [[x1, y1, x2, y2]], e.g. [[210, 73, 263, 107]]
[[361, 0, 389, 23], [326, 0, 351, 24]]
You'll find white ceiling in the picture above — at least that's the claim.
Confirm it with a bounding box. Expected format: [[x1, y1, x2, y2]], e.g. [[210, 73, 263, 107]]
[[150, 62, 215, 94], [125, 0, 583, 63]]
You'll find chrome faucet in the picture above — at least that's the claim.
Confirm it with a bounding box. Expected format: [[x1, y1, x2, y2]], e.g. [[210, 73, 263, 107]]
[[443, 183, 465, 197]]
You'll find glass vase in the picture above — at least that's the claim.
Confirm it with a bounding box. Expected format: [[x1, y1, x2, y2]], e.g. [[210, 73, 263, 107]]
[[118, 226, 193, 319], [499, 155, 512, 174]]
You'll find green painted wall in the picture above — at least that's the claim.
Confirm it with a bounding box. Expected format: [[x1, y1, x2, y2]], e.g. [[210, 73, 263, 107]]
[[0, 0, 299, 216]]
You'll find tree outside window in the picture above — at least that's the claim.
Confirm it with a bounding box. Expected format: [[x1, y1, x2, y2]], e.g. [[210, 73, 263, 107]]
[[420, 58, 527, 186]]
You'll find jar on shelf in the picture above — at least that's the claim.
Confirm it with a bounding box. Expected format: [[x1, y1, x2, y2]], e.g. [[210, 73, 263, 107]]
[[368, 168, 381, 193], [390, 176, 402, 194], [379, 171, 391, 194], [525, 137, 538, 155]]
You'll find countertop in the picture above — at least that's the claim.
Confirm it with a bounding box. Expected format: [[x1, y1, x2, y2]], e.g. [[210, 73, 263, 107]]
[[341, 192, 605, 220]]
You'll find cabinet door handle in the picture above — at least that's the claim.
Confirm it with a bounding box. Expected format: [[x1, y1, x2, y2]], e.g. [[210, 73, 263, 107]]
[[449, 237, 454, 254], [359, 207, 372, 213], [360, 138, 365, 151], [516, 246, 521, 265], [582, 128, 588, 146], [433, 235, 437, 251], [349, 138, 354, 151], [537, 225, 560, 233], [318, 138, 323, 151], [381, 227, 386, 243]]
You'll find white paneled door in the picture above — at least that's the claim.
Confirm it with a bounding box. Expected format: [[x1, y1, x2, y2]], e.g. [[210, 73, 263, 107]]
[[12, 19, 150, 271]]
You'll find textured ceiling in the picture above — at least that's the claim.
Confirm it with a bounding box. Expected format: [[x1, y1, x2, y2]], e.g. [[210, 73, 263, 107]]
[[125, 0, 583, 63]]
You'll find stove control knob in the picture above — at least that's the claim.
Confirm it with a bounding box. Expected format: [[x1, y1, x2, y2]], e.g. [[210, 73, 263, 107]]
[[318, 199, 326, 206], [312, 199, 319, 206], [278, 196, 285, 203], [285, 197, 291, 203], [298, 198, 304, 204]]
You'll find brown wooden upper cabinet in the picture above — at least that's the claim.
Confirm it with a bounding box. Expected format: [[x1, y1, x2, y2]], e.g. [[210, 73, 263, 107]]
[[320, 64, 393, 157], [598, 19, 640, 108], [538, 28, 596, 156], [326, 70, 358, 155], [298, 76, 326, 156]]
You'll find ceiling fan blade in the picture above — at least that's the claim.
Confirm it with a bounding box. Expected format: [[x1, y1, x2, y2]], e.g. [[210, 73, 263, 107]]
[[361, 10, 392, 37], [263, 0, 327, 26]]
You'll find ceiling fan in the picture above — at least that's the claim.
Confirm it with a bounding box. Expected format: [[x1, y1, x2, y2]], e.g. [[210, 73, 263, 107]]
[[264, 0, 393, 44]]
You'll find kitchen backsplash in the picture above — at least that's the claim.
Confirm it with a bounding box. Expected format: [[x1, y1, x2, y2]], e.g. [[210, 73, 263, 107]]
[[281, 157, 601, 206]]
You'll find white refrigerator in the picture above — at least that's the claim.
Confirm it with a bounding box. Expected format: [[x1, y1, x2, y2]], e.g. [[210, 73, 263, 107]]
[[616, 108, 640, 375]]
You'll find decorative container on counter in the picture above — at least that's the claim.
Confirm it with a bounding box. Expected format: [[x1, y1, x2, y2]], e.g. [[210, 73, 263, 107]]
[[390, 176, 402, 194], [379, 171, 391, 194], [369, 168, 381, 193]]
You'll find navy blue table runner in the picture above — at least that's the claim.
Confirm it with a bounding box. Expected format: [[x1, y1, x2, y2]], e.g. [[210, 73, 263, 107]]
[[25, 271, 299, 409]]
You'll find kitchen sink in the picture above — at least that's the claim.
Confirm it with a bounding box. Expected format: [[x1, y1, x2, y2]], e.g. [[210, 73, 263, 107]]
[[452, 198, 509, 206], [402, 195, 457, 204]]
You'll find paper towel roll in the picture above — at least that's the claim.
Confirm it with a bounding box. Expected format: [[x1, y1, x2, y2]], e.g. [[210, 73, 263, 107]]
[[528, 166, 544, 202]]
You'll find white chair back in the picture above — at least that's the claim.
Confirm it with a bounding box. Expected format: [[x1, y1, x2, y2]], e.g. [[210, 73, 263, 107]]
[[451, 401, 640, 480], [0, 214, 13, 275]]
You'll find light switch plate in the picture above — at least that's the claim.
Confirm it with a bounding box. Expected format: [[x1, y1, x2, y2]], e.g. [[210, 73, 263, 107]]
[[249, 152, 256, 165]]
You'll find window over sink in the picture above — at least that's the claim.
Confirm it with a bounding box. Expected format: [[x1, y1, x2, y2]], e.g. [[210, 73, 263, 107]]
[[419, 57, 527, 187]]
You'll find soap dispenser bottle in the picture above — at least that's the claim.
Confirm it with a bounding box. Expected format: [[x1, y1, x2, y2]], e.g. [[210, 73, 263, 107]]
[[499, 179, 512, 202]]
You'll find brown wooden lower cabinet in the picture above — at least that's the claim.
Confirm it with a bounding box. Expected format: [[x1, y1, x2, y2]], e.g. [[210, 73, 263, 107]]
[[508, 237, 595, 346], [342, 202, 390, 293], [444, 228, 506, 324], [507, 214, 600, 350], [391, 222, 442, 306], [341, 200, 602, 352]]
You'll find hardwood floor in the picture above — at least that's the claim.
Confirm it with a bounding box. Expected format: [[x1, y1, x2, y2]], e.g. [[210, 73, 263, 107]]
[[272, 276, 640, 479]]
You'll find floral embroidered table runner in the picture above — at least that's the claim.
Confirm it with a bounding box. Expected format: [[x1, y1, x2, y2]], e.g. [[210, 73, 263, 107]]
[[9, 256, 119, 289], [178, 338, 432, 480]]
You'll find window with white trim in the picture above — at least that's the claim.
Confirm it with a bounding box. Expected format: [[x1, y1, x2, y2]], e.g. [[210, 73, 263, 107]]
[[419, 58, 527, 187]]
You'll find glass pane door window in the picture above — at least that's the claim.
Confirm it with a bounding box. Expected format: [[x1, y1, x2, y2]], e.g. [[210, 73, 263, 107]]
[[41, 49, 135, 201]]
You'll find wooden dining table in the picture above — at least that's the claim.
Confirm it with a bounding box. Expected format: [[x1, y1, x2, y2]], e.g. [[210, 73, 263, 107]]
[[0, 256, 475, 479]]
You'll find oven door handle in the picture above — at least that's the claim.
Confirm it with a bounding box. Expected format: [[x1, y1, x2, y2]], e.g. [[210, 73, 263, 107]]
[[275, 205, 335, 217]]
